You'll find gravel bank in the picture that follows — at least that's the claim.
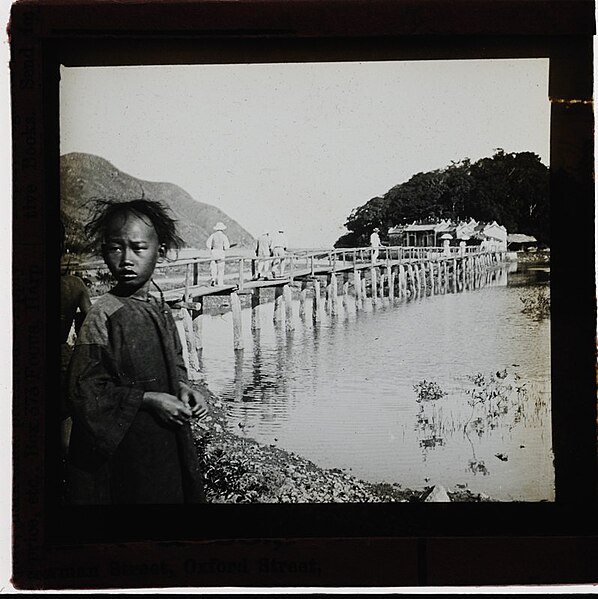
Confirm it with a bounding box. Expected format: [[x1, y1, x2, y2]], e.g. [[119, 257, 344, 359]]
[[190, 384, 493, 503]]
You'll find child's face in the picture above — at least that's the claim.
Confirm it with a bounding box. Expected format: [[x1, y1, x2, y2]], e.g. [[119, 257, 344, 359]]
[[102, 212, 161, 295]]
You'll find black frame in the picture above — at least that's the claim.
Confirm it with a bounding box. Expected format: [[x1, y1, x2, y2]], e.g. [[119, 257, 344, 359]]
[[11, 0, 597, 589]]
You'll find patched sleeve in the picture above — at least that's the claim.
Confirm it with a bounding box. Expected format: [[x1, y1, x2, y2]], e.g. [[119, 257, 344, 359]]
[[67, 308, 144, 459]]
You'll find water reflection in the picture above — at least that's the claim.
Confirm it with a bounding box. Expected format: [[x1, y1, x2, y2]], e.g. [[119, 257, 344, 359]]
[[201, 262, 553, 500], [411, 368, 550, 480]]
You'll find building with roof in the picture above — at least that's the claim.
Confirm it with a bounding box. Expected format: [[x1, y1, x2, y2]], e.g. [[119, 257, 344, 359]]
[[388, 218, 508, 248]]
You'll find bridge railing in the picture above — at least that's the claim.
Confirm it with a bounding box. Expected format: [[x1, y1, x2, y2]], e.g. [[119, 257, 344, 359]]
[[63, 244, 501, 299]]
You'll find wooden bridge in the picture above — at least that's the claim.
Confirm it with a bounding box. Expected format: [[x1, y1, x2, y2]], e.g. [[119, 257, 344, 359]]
[[68, 245, 508, 380]]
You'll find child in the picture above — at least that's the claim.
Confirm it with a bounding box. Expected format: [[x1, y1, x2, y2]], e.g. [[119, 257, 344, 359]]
[[66, 199, 209, 504]]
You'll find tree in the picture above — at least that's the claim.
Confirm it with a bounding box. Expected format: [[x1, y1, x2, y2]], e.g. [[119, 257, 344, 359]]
[[334, 150, 549, 247]]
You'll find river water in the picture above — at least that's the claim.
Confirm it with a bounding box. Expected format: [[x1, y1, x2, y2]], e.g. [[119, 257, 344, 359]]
[[198, 262, 553, 501]]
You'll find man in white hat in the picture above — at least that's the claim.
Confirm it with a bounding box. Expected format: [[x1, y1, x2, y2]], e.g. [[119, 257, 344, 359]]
[[270, 228, 287, 278], [370, 227, 382, 263], [206, 222, 230, 286], [254, 231, 272, 280]]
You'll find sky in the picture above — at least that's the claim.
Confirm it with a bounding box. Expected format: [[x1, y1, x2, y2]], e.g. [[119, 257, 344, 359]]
[[60, 59, 550, 249]]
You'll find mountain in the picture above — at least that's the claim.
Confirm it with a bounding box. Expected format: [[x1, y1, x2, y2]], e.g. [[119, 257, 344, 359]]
[[60, 153, 255, 253]]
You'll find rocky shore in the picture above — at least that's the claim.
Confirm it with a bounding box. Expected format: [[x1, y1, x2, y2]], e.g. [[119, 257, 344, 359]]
[[190, 383, 493, 503]]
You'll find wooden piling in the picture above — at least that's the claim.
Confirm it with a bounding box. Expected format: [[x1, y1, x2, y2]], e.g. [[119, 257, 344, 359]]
[[233, 350, 244, 402], [230, 291, 244, 350], [389, 266, 395, 301], [454, 259, 460, 291], [274, 285, 284, 324], [190, 301, 203, 352], [371, 266, 378, 305], [330, 273, 338, 314], [184, 264, 191, 302], [342, 275, 350, 309], [299, 281, 308, 319], [398, 264, 406, 299], [283, 284, 294, 331], [251, 288, 261, 330], [173, 310, 190, 374], [181, 307, 201, 379], [313, 278, 322, 322], [354, 269, 362, 303]]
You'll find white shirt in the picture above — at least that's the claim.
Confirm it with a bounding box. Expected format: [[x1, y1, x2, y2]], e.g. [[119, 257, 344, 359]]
[[206, 230, 230, 252], [370, 232, 381, 248]]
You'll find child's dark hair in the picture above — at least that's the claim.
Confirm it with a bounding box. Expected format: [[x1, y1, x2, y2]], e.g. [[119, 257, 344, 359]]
[[84, 199, 184, 255]]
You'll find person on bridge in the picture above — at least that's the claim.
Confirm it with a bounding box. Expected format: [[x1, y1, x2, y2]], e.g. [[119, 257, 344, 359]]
[[66, 199, 209, 504], [206, 221, 231, 286], [370, 227, 382, 263], [270, 228, 287, 278], [254, 231, 272, 280]]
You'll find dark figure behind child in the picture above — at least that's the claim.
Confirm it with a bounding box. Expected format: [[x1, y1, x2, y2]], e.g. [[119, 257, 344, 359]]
[[60, 231, 92, 454]]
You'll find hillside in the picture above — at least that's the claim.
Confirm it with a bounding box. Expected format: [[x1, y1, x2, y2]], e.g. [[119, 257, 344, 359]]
[[60, 153, 255, 252]]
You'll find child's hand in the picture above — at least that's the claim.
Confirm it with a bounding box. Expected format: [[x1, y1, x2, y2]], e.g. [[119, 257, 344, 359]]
[[178, 382, 210, 420], [143, 391, 192, 427]]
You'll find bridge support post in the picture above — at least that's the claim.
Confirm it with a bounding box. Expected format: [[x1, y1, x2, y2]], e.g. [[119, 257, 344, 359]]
[[233, 350, 244, 402], [439, 260, 445, 294], [251, 288, 261, 330], [283, 284, 294, 331], [230, 291, 244, 350], [426, 262, 432, 295], [299, 281, 308, 319], [398, 264, 406, 299], [361, 277, 367, 303], [274, 286, 284, 324], [414, 262, 421, 294], [312, 278, 322, 322], [330, 273, 338, 314], [342, 273, 350, 310], [173, 310, 190, 375], [191, 302, 203, 352], [180, 307, 201, 380], [354, 269, 362, 305], [452, 259, 457, 292], [370, 267, 378, 305], [389, 266, 395, 301]]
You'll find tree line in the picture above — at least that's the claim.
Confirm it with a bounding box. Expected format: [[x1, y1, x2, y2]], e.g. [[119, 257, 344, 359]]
[[335, 149, 549, 248]]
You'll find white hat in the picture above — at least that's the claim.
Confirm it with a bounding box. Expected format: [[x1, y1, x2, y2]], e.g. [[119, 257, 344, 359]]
[[213, 222, 227, 231]]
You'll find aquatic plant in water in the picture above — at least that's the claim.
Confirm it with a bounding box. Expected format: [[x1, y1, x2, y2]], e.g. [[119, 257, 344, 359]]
[[520, 287, 550, 320], [413, 380, 448, 402]]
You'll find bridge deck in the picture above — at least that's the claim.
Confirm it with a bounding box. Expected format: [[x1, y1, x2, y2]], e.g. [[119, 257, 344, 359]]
[[157, 255, 470, 302]]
